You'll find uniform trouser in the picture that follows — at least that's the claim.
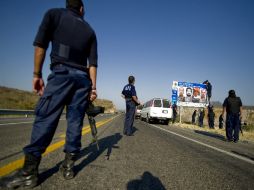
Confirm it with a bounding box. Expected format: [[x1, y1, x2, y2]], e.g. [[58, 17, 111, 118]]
[[219, 122, 223, 129], [226, 113, 240, 141], [124, 101, 136, 135], [199, 117, 204, 127], [23, 65, 91, 158], [172, 113, 177, 123], [192, 117, 195, 124], [208, 118, 214, 128]]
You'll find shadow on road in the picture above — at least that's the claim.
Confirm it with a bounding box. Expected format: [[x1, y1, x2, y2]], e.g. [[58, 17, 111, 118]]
[[0, 151, 23, 161], [127, 171, 166, 190], [38, 133, 122, 185], [76, 132, 122, 168], [194, 130, 226, 141], [132, 126, 138, 135], [39, 133, 122, 184]]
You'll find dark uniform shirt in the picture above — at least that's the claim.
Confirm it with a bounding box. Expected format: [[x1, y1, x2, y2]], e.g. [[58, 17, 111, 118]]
[[122, 84, 136, 99], [33, 8, 98, 71], [223, 97, 242, 114]]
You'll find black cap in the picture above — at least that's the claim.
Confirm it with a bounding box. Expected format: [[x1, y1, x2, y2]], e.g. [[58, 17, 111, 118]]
[[128, 76, 135, 84], [66, 0, 83, 10], [229, 89, 235, 95]]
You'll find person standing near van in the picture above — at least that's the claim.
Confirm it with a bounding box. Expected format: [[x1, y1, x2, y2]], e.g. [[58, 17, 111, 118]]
[[122, 76, 140, 136], [172, 102, 177, 123], [222, 90, 243, 143]]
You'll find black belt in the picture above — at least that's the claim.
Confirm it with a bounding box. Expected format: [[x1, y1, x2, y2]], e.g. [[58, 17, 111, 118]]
[[51, 62, 89, 73], [51, 63, 89, 75]]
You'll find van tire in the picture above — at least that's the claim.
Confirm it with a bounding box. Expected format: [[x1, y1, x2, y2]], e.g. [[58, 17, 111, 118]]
[[164, 119, 169, 125]]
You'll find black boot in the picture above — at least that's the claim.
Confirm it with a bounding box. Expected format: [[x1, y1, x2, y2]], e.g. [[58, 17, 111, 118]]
[[5, 154, 41, 189], [59, 153, 76, 180]]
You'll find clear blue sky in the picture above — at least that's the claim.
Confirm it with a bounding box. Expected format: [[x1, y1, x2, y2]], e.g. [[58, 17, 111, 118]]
[[0, 0, 254, 109]]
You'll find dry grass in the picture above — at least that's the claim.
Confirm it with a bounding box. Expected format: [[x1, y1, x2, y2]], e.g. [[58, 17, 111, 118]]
[[0, 86, 38, 109], [173, 122, 254, 143], [173, 106, 254, 142]]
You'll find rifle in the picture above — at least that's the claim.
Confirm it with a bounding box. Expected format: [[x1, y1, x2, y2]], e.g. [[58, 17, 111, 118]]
[[86, 103, 105, 151]]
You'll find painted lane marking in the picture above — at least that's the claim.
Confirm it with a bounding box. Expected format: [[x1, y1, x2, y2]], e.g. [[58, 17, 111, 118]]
[[0, 117, 116, 177], [149, 124, 254, 165], [0, 119, 65, 126]]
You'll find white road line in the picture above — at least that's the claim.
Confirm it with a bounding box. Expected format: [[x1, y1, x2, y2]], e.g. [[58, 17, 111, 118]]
[[149, 124, 254, 165], [0, 121, 33, 126], [0, 119, 66, 126]]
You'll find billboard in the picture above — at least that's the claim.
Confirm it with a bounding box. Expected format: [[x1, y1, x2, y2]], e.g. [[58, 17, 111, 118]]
[[172, 81, 208, 108]]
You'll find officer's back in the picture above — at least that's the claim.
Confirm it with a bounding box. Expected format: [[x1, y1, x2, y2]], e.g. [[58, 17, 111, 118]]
[[34, 6, 97, 70], [226, 96, 242, 114], [122, 84, 135, 100]]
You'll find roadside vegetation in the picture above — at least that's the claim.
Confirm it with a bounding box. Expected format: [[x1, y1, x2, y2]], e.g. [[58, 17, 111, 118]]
[[0, 86, 115, 113], [173, 106, 254, 142]]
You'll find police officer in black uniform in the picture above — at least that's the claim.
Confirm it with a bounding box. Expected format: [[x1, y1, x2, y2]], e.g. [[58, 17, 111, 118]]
[[208, 105, 215, 129], [203, 80, 212, 104], [5, 0, 98, 188], [222, 90, 243, 143], [192, 110, 197, 125], [198, 108, 205, 127], [122, 76, 140, 136]]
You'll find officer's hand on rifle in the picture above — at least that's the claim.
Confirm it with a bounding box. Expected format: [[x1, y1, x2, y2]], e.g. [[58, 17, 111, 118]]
[[90, 89, 97, 102], [33, 77, 44, 96]]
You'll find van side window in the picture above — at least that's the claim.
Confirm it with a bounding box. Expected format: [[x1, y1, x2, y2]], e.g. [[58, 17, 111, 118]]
[[154, 100, 162, 107], [163, 100, 170, 108], [149, 100, 153, 107]]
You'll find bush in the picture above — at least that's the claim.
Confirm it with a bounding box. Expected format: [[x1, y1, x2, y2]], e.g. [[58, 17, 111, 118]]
[[242, 124, 254, 132]]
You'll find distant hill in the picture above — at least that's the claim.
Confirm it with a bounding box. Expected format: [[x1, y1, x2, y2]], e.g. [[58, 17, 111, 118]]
[[0, 86, 116, 113], [211, 100, 254, 110], [210, 101, 222, 108]]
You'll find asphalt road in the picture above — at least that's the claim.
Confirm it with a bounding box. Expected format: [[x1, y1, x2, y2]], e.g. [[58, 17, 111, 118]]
[[0, 114, 254, 190]]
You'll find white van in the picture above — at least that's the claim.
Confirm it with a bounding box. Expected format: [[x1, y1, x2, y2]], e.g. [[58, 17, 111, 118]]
[[140, 98, 172, 125]]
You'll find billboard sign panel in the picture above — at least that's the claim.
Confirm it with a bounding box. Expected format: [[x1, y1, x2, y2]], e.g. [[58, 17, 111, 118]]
[[172, 81, 208, 107]]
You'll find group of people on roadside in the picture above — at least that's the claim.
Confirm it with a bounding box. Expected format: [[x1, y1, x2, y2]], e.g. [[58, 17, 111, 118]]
[[174, 80, 242, 143]]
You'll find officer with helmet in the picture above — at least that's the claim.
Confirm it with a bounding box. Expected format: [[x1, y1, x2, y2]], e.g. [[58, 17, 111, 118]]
[[222, 90, 243, 143]]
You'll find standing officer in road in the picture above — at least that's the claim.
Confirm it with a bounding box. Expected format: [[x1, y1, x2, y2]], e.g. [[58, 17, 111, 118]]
[[222, 90, 243, 143], [121, 76, 140, 136], [6, 0, 98, 188]]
